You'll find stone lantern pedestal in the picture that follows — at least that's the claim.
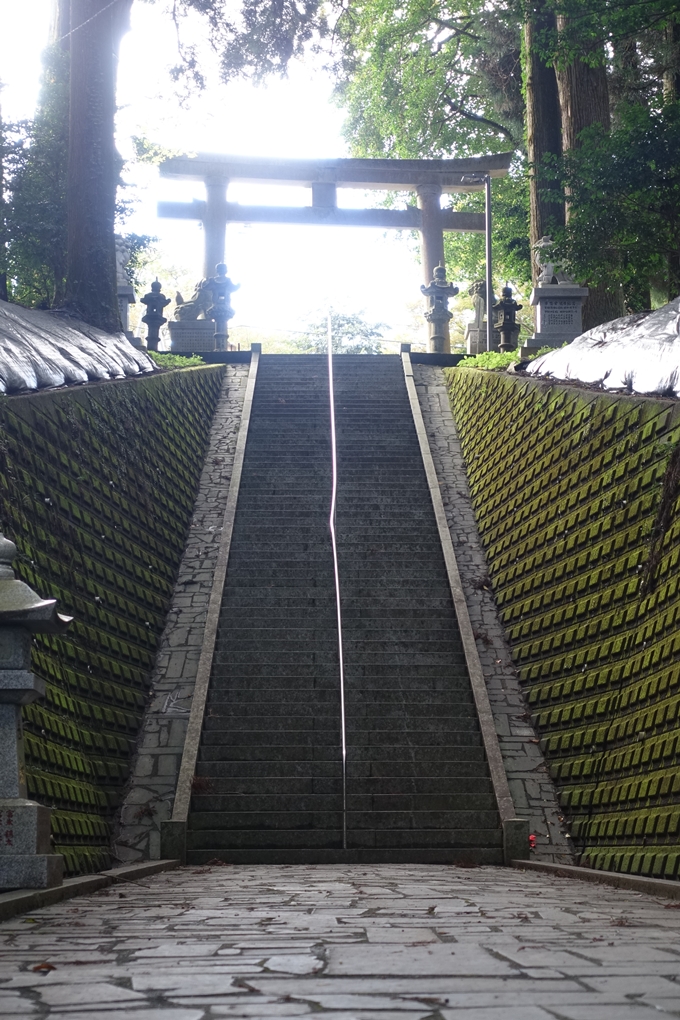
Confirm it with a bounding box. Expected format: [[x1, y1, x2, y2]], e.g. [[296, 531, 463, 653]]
[[0, 535, 71, 890], [168, 320, 218, 354], [522, 283, 589, 356]]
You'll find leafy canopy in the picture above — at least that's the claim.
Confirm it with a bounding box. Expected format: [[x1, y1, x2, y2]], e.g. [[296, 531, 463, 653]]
[[295, 311, 386, 353], [546, 101, 680, 305]]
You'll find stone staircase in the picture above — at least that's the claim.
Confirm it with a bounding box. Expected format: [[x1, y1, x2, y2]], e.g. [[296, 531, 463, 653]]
[[186, 354, 503, 863]]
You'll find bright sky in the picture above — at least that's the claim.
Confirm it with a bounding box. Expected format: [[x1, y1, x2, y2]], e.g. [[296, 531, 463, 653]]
[[0, 0, 432, 348]]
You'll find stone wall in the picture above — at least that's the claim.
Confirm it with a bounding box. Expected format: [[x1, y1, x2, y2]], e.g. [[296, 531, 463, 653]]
[[448, 367, 680, 879], [0, 366, 225, 875]]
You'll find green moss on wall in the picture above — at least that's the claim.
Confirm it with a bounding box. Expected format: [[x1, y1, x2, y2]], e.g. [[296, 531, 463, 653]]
[[448, 367, 680, 878], [0, 366, 225, 875]]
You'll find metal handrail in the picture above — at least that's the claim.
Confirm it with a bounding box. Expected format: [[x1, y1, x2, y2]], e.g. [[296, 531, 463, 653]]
[[327, 315, 348, 850]]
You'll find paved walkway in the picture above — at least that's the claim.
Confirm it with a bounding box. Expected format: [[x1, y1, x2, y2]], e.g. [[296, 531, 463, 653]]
[[2, 864, 680, 1019]]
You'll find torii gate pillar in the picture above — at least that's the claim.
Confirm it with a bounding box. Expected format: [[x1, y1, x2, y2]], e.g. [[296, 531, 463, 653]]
[[417, 184, 448, 351], [203, 178, 229, 279]]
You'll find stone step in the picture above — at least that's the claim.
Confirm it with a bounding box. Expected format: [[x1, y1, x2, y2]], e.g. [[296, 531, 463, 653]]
[[208, 670, 473, 685], [202, 714, 480, 732], [188, 809, 501, 831], [205, 694, 475, 711], [184, 847, 505, 865], [185, 828, 503, 850], [195, 757, 489, 778], [220, 595, 455, 610], [190, 793, 499, 813], [198, 744, 484, 762], [220, 602, 454, 618], [196, 775, 496, 795], [200, 728, 481, 746]]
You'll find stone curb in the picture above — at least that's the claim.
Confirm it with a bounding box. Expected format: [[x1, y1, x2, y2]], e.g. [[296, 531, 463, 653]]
[[0, 859, 179, 922], [512, 858, 680, 900]]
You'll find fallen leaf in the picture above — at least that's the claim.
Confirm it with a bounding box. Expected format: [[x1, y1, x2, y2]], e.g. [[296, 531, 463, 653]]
[[32, 963, 56, 973]]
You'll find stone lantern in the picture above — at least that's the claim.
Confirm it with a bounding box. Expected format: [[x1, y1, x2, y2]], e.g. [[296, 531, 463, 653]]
[[0, 534, 71, 889], [493, 285, 522, 353], [421, 264, 459, 354], [141, 280, 171, 353], [204, 264, 239, 352]]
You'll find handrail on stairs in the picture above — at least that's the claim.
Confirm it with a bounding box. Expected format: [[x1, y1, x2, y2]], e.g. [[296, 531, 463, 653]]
[[327, 315, 348, 851]]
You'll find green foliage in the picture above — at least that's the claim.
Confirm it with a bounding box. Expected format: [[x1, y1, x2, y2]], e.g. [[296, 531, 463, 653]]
[[169, 0, 328, 87], [295, 311, 386, 354], [123, 234, 159, 290], [2, 43, 69, 308], [335, 0, 523, 155], [148, 352, 205, 368], [545, 101, 680, 305], [330, 0, 530, 288], [443, 167, 531, 289], [453, 342, 559, 371], [456, 349, 520, 370], [131, 136, 188, 166]]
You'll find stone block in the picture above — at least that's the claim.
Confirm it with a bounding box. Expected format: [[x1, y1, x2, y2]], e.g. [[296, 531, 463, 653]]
[[465, 326, 502, 355], [169, 320, 216, 353], [0, 853, 63, 889], [0, 629, 31, 670], [0, 800, 51, 855], [160, 819, 186, 863], [504, 817, 530, 862], [528, 283, 588, 348]]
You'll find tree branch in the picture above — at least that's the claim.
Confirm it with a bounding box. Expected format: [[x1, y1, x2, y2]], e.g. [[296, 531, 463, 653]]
[[441, 94, 517, 142]]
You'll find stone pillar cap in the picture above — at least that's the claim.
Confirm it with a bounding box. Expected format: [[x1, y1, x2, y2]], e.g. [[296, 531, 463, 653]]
[[0, 536, 71, 633]]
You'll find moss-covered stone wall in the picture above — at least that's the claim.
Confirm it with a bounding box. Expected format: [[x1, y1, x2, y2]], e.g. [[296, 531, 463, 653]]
[[0, 366, 225, 875], [448, 367, 680, 879]]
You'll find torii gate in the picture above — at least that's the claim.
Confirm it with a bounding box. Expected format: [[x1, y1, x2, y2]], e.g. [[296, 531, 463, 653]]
[[158, 152, 512, 352]]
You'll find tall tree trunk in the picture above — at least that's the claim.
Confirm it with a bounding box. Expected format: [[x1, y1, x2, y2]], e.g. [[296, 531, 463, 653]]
[[611, 38, 645, 112], [555, 21, 624, 330], [664, 19, 680, 101], [65, 0, 131, 331], [524, 2, 564, 282], [50, 0, 71, 50], [0, 105, 7, 303]]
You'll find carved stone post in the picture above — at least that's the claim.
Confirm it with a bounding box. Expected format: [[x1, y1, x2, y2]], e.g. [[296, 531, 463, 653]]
[[0, 534, 71, 889], [418, 185, 450, 353]]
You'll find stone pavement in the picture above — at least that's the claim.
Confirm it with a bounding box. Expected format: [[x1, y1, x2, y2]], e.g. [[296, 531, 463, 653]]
[[2, 863, 680, 1019], [414, 366, 572, 864], [113, 365, 250, 864]]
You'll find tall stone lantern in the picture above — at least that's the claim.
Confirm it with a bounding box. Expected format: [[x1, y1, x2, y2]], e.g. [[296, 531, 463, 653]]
[[0, 534, 71, 889], [421, 264, 459, 354]]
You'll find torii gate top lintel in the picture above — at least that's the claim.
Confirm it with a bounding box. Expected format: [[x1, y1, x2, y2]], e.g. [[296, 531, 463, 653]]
[[160, 151, 512, 192]]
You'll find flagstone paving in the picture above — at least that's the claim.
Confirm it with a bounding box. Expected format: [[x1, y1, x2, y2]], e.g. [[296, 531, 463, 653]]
[[1, 864, 680, 1018]]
